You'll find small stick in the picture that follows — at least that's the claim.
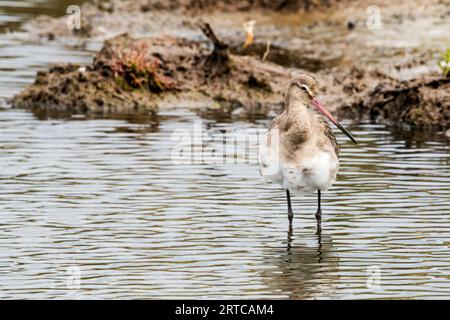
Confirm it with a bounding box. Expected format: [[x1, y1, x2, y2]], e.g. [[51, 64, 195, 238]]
[[262, 40, 271, 61]]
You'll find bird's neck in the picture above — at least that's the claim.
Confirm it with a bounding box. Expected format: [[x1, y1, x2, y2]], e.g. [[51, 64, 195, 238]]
[[286, 98, 311, 130]]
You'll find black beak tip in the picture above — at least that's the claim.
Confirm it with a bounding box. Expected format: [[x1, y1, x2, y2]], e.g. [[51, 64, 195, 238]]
[[337, 123, 357, 145]]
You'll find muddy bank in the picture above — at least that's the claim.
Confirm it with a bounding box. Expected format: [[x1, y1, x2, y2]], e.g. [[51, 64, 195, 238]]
[[344, 75, 450, 129], [333, 66, 450, 129], [11, 28, 293, 119], [13, 0, 450, 128], [11, 62, 159, 119], [11, 29, 450, 127]]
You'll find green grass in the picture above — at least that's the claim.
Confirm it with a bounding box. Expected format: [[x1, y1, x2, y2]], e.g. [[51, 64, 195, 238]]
[[438, 47, 450, 77]]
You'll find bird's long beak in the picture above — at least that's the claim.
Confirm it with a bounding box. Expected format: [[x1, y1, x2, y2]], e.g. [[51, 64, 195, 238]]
[[311, 98, 357, 144]]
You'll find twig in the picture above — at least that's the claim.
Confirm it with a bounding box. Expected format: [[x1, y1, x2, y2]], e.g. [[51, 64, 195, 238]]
[[197, 21, 228, 51], [262, 40, 271, 61]]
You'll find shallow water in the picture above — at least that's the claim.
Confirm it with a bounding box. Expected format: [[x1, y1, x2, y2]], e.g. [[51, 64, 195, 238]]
[[1, 0, 450, 300], [1, 108, 450, 299]]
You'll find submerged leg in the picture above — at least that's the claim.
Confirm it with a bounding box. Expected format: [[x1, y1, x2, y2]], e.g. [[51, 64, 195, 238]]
[[287, 224, 293, 252], [315, 189, 322, 234], [286, 189, 293, 229]]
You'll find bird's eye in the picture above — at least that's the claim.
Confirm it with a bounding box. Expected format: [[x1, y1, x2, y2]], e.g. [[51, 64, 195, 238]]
[[301, 86, 307, 92]]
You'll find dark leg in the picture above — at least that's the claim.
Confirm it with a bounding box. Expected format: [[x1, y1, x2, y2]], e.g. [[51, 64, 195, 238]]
[[315, 189, 322, 234], [286, 189, 293, 230]]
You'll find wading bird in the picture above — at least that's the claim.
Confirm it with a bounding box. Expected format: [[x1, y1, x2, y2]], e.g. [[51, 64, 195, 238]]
[[259, 74, 357, 232]]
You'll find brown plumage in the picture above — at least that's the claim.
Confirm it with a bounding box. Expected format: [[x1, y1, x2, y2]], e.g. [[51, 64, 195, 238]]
[[317, 116, 340, 157]]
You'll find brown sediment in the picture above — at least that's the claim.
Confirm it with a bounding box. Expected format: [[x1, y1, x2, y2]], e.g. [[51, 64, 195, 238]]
[[333, 66, 450, 129], [11, 63, 158, 119], [344, 75, 450, 129], [11, 29, 450, 127], [14, 0, 450, 128], [137, 0, 339, 12], [11, 27, 292, 119], [231, 43, 343, 72]]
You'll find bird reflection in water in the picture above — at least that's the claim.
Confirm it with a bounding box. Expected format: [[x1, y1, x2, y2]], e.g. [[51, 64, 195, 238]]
[[261, 229, 339, 299]]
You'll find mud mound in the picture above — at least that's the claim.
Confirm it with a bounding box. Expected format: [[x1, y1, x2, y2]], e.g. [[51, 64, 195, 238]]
[[11, 28, 292, 119], [10, 63, 160, 119], [344, 75, 450, 128]]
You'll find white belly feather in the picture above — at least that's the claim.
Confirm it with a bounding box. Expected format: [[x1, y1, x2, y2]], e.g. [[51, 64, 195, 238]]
[[281, 151, 338, 194], [258, 132, 338, 195]]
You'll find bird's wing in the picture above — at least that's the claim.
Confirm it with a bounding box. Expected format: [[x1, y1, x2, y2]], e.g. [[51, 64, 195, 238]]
[[319, 117, 340, 157]]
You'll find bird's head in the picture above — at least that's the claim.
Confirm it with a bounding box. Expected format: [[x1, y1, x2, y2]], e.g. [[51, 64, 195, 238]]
[[286, 74, 357, 144], [286, 74, 319, 105]]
